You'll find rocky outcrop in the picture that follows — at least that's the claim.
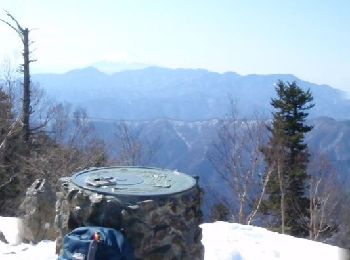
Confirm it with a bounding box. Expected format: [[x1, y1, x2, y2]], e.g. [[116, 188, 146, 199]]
[[19, 179, 57, 243], [55, 177, 204, 260]]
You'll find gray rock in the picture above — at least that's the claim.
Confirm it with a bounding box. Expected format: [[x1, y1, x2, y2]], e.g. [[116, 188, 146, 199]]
[[0, 231, 8, 244], [19, 179, 57, 243]]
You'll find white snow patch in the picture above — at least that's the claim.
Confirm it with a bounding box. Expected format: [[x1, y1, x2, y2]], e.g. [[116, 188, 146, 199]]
[[201, 221, 348, 260], [0, 217, 56, 259], [0, 217, 348, 259], [173, 125, 192, 148], [0, 240, 56, 260], [0, 217, 20, 245]]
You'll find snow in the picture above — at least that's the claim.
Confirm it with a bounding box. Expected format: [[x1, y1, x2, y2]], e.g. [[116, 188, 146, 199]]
[[0, 217, 56, 260], [0, 217, 20, 245], [0, 240, 56, 260], [0, 217, 348, 260], [201, 221, 348, 260]]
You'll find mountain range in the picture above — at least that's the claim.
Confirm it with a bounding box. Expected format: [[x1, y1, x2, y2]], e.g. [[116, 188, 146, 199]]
[[33, 66, 350, 120], [32, 66, 350, 218], [90, 116, 350, 217]]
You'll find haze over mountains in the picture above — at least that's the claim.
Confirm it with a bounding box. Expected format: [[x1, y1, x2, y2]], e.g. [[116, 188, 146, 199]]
[[32, 65, 350, 217], [89, 61, 150, 74], [92, 117, 350, 214], [33, 66, 350, 121]]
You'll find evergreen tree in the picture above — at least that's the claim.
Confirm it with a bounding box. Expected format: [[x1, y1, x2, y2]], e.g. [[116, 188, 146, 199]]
[[262, 80, 314, 237]]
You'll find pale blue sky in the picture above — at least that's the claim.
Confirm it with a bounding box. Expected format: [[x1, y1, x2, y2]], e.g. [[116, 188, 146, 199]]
[[1, 0, 350, 92]]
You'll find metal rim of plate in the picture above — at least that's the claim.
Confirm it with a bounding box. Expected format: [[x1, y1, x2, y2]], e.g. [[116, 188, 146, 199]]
[[71, 166, 197, 197]]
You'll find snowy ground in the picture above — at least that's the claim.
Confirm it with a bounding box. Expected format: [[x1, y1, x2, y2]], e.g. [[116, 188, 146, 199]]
[[0, 217, 348, 260], [201, 221, 348, 260]]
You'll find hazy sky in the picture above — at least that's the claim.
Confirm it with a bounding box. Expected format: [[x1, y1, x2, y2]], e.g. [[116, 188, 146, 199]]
[[1, 0, 350, 92]]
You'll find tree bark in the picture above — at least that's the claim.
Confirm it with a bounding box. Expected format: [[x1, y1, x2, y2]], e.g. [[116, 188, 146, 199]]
[[277, 162, 285, 234], [22, 28, 31, 144]]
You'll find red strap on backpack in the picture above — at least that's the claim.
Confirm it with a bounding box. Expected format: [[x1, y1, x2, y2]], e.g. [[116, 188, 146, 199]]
[[87, 232, 101, 260]]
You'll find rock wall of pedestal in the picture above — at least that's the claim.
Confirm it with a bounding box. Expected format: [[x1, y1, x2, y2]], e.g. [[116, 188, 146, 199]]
[[55, 178, 204, 260], [19, 179, 57, 243]]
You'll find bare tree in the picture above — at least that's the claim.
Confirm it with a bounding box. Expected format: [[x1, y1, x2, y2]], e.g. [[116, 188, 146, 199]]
[[307, 153, 340, 241], [1, 11, 36, 145], [113, 121, 160, 166], [264, 119, 288, 233], [20, 105, 109, 185], [208, 103, 270, 224], [0, 87, 20, 161], [331, 192, 350, 248], [1, 58, 19, 106]]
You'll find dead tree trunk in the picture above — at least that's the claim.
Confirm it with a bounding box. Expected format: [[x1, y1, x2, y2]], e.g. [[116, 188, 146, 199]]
[[1, 11, 34, 145], [22, 28, 31, 143]]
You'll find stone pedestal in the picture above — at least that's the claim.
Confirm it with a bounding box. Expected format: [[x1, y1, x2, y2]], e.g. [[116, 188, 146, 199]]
[[55, 167, 204, 260]]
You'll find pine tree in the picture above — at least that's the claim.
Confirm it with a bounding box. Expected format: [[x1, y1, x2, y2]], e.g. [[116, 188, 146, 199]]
[[262, 80, 314, 237]]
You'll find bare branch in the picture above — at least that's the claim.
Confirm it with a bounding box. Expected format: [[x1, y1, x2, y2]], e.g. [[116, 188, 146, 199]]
[[0, 118, 23, 152], [0, 18, 22, 38], [0, 176, 16, 192], [4, 10, 24, 32], [247, 165, 273, 224], [208, 104, 268, 224]]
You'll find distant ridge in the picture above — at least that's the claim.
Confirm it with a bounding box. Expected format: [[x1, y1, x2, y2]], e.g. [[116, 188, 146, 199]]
[[32, 66, 350, 120], [90, 61, 150, 74]]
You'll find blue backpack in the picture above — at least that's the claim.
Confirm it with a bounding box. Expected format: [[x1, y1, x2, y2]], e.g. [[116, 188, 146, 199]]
[[58, 227, 134, 260]]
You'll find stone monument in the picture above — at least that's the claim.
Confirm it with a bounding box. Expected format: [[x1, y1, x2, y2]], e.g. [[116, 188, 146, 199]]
[[55, 166, 204, 260]]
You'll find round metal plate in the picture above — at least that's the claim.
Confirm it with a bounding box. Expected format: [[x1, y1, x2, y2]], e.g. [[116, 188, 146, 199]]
[[71, 167, 196, 197]]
